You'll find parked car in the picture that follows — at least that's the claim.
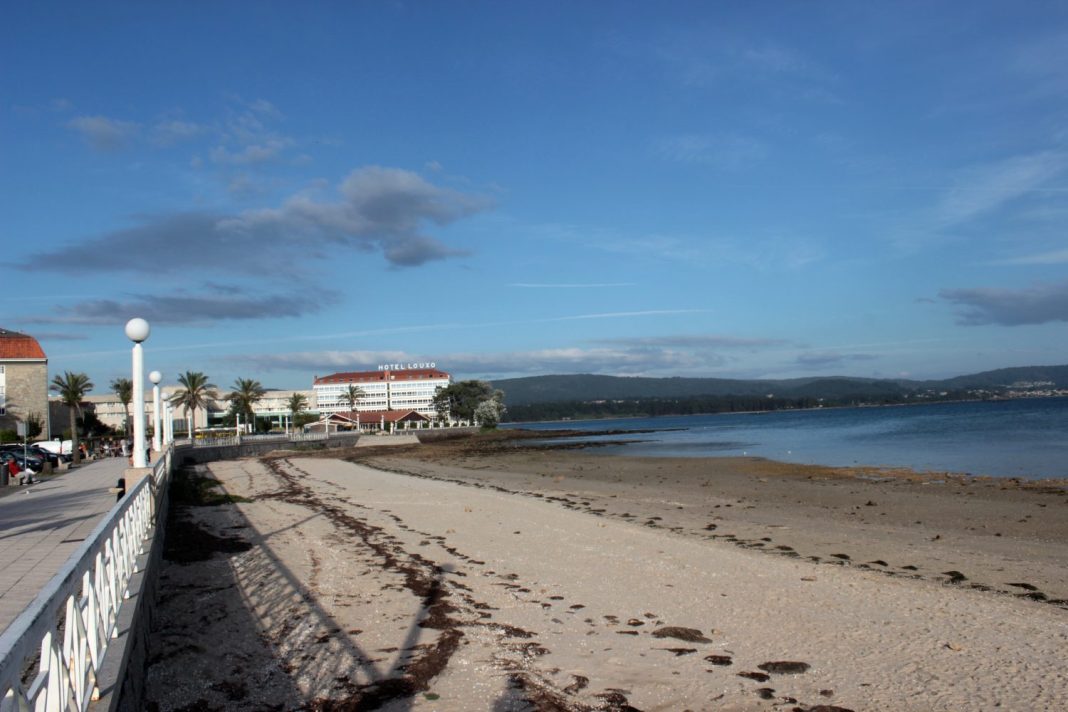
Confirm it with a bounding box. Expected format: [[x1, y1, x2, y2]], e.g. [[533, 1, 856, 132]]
[[4, 443, 50, 465], [25, 445, 65, 467], [33, 439, 73, 456], [2, 447, 45, 469], [0, 444, 39, 462]]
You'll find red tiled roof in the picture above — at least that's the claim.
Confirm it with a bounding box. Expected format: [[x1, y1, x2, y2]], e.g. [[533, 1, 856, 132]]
[[0, 329, 47, 359], [314, 368, 450, 386]]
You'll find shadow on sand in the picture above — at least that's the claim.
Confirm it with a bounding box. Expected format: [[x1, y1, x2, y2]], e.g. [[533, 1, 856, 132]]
[[143, 461, 540, 712]]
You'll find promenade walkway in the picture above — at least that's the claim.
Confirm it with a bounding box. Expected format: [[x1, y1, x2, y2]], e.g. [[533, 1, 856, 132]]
[[0, 456, 131, 633]]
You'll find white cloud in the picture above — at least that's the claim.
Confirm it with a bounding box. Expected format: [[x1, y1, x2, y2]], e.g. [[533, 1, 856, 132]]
[[26, 166, 491, 272], [596, 335, 788, 349], [996, 248, 1068, 265], [940, 280, 1068, 326], [240, 345, 722, 378], [795, 352, 878, 369], [509, 283, 635, 289], [652, 30, 840, 101], [67, 115, 140, 151], [209, 137, 293, 165], [937, 151, 1068, 228], [151, 119, 206, 146], [654, 133, 769, 168], [234, 330, 787, 379], [21, 285, 339, 326]]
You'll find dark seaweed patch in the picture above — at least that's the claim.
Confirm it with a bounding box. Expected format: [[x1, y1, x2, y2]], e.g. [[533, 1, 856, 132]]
[[758, 661, 810, 675], [650, 626, 712, 643]]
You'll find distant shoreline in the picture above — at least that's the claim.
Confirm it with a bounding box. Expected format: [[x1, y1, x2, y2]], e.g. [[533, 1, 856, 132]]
[[502, 392, 1068, 426], [496, 398, 1068, 481]]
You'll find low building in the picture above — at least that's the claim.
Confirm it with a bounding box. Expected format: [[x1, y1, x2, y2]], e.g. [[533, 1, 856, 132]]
[[0, 328, 50, 438], [313, 409, 431, 433], [313, 367, 450, 418], [79, 387, 320, 434]]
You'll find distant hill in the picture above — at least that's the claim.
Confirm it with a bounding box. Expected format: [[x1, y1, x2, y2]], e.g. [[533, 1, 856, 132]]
[[922, 365, 1068, 390], [491, 365, 1068, 407]]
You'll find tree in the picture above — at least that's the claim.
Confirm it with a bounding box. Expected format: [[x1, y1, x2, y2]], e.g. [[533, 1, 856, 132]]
[[169, 371, 219, 440], [343, 384, 366, 413], [474, 397, 505, 429], [51, 371, 93, 465], [287, 392, 308, 431], [110, 377, 133, 439], [25, 412, 44, 440], [228, 378, 265, 430], [431, 380, 503, 422]]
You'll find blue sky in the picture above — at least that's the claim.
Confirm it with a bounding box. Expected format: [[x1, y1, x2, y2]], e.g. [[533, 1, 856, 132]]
[[4, 1, 1068, 393]]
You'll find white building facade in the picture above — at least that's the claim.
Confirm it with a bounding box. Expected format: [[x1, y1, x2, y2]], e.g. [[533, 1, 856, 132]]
[[78, 387, 320, 433], [313, 367, 450, 418]]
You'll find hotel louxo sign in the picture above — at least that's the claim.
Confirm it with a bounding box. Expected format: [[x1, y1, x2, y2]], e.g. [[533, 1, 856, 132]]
[[377, 362, 437, 371]]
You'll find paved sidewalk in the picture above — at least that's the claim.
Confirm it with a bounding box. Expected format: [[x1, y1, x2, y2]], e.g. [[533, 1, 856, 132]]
[[0, 456, 132, 634]]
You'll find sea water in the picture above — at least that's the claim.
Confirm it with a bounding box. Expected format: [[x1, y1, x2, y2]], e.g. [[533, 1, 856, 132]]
[[507, 397, 1068, 480]]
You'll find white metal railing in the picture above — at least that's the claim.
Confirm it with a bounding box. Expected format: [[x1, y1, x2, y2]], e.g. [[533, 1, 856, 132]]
[[0, 448, 173, 712], [191, 435, 241, 448], [287, 431, 330, 442]]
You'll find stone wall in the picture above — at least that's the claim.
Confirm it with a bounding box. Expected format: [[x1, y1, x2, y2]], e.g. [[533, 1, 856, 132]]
[[0, 362, 49, 437], [415, 426, 478, 443], [174, 433, 363, 466]]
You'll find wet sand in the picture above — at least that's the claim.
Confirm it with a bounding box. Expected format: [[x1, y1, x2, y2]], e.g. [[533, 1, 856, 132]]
[[144, 436, 1068, 711], [366, 434, 1068, 607]]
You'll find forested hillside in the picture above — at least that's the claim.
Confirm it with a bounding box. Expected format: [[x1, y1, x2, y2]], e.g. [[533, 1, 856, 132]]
[[491, 365, 1068, 422]]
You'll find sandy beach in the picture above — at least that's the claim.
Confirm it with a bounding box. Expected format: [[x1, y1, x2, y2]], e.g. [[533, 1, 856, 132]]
[[145, 435, 1068, 711]]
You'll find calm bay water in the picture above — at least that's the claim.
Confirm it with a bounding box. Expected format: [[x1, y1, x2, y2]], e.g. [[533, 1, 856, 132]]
[[507, 397, 1068, 480]]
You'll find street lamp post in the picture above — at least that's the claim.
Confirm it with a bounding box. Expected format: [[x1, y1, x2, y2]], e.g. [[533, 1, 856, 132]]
[[149, 370, 162, 453], [164, 402, 173, 445], [125, 318, 150, 468]]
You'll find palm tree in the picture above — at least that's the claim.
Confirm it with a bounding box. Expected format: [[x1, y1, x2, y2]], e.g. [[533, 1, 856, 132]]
[[168, 371, 219, 441], [287, 392, 308, 433], [350, 384, 371, 412], [51, 371, 93, 466], [228, 378, 265, 432], [110, 377, 133, 439]]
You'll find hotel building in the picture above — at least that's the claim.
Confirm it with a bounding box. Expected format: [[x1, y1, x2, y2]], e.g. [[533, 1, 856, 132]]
[[313, 366, 450, 418]]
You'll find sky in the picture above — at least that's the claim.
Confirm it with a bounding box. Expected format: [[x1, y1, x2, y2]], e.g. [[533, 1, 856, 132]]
[[4, 1, 1068, 394]]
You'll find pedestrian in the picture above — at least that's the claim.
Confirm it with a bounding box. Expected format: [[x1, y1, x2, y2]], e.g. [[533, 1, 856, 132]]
[[6, 456, 35, 485]]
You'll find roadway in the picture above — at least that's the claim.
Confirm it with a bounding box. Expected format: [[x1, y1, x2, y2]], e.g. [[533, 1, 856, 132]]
[[0, 456, 132, 633]]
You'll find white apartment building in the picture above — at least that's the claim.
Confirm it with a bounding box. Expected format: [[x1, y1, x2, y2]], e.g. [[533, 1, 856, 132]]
[[313, 367, 450, 418]]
